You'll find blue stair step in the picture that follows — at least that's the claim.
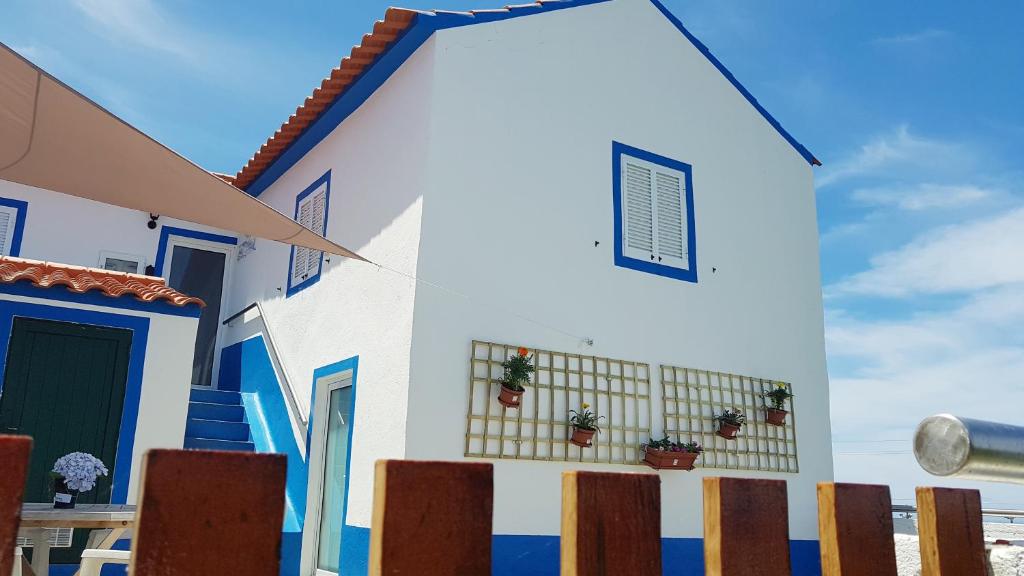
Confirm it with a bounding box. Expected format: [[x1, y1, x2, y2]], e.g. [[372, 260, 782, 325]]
[[189, 388, 242, 405], [184, 437, 255, 452], [186, 418, 250, 442], [188, 401, 246, 422]]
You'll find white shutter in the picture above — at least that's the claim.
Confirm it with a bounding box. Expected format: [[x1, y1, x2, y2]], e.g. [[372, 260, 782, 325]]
[[620, 154, 690, 271], [654, 169, 688, 269], [305, 187, 327, 275], [622, 160, 654, 261], [290, 183, 328, 288], [0, 206, 17, 257], [290, 198, 313, 287]]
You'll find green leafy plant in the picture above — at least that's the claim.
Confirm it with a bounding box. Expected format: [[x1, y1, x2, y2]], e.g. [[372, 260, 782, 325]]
[[763, 383, 794, 410], [568, 403, 604, 432], [499, 347, 535, 392], [715, 409, 746, 427], [646, 436, 703, 454]]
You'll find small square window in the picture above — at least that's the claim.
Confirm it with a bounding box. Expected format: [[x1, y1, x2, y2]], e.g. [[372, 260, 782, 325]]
[[99, 251, 145, 274], [0, 197, 28, 257], [612, 142, 696, 282]]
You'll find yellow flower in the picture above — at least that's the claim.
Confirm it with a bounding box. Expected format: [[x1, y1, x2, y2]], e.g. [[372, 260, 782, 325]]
[[582, 402, 590, 410], [776, 382, 786, 389]]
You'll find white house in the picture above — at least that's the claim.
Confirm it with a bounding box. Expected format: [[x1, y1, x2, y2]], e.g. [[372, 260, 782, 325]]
[[0, 0, 829, 575]]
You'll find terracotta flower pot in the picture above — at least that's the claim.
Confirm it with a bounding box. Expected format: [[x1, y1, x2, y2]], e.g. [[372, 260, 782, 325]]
[[644, 447, 699, 470], [766, 408, 788, 426], [570, 427, 596, 448], [497, 384, 524, 408], [717, 422, 741, 440], [53, 478, 77, 509]]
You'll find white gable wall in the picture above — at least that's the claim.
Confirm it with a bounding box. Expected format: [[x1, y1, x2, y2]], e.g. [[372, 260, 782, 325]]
[[407, 0, 829, 541]]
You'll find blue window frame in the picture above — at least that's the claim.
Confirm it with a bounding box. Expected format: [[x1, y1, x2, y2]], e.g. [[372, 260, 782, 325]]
[[612, 141, 697, 283], [0, 197, 29, 257], [286, 171, 331, 297]]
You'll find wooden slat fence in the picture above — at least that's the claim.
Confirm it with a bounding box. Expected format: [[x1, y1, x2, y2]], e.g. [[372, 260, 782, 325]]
[[0, 436, 990, 576]]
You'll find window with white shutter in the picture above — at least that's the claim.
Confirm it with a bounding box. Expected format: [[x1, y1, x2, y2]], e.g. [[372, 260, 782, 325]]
[[613, 142, 696, 282], [287, 173, 331, 296], [0, 198, 27, 258]]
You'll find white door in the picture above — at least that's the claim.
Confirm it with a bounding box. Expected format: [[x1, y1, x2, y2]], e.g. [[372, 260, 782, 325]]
[[162, 235, 234, 388], [304, 371, 354, 576]]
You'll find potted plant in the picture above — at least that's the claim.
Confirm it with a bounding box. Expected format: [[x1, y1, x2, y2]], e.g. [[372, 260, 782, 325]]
[[715, 409, 746, 440], [497, 347, 534, 409], [51, 452, 108, 509], [568, 403, 604, 448], [643, 436, 703, 470], [762, 382, 794, 426]]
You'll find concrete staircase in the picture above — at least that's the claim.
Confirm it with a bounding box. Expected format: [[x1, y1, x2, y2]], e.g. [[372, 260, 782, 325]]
[[183, 389, 255, 452]]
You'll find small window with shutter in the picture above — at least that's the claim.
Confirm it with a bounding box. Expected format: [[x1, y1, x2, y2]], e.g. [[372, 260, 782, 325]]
[[0, 197, 28, 258], [612, 142, 696, 282], [286, 172, 331, 297]]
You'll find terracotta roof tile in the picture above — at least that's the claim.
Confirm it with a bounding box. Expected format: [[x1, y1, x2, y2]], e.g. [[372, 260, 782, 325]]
[[234, 2, 577, 191], [0, 257, 205, 308]]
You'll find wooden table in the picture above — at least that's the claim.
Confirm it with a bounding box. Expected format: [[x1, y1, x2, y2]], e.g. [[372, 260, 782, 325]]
[[19, 503, 135, 576]]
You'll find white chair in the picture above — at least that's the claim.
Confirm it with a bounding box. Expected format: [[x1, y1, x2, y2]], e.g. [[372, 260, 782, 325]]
[[78, 549, 130, 576], [11, 547, 22, 576]]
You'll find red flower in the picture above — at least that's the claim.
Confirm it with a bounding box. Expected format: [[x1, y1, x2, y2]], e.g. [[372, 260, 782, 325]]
[[517, 347, 529, 357]]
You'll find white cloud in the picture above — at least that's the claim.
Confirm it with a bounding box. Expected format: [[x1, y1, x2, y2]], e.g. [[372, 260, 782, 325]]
[[816, 125, 974, 188], [827, 286, 1024, 506], [72, 0, 194, 59], [828, 207, 1024, 297], [851, 183, 993, 211], [871, 29, 951, 46]]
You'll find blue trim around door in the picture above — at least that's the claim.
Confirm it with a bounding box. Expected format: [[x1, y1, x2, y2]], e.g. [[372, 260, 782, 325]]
[[153, 226, 238, 276], [0, 196, 28, 257], [286, 171, 332, 298], [612, 141, 698, 283], [308, 355, 359, 573], [0, 299, 150, 504]]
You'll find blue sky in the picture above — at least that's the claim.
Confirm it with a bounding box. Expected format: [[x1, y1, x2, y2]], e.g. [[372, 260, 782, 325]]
[[4, 1, 1023, 506]]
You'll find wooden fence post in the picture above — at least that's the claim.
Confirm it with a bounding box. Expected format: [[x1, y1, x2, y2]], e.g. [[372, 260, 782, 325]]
[[916, 486, 986, 576], [703, 477, 791, 576], [817, 482, 897, 576], [130, 449, 287, 576], [369, 460, 493, 576], [0, 436, 31, 576], [560, 471, 661, 576]]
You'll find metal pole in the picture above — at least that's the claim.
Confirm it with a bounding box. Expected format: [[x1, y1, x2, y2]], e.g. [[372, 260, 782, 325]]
[[914, 414, 1024, 484]]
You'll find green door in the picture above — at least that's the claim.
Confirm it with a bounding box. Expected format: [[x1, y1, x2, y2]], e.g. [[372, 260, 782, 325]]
[[0, 318, 132, 563]]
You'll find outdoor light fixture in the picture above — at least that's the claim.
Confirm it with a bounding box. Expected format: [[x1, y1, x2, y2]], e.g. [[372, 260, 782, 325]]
[[147, 213, 159, 229]]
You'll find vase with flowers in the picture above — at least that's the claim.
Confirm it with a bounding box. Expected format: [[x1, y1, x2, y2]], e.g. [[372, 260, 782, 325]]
[[51, 452, 108, 509]]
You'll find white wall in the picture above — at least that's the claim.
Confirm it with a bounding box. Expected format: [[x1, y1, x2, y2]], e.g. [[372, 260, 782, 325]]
[[0, 293, 198, 502], [405, 0, 830, 541], [221, 38, 439, 530], [0, 179, 233, 272]]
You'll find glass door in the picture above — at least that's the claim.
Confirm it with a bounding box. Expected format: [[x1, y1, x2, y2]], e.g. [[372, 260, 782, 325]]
[[163, 236, 232, 387], [304, 372, 354, 576]]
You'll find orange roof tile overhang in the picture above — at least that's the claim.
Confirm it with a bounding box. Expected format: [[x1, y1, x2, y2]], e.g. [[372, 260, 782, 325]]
[[0, 43, 367, 261], [0, 256, 205, 310]]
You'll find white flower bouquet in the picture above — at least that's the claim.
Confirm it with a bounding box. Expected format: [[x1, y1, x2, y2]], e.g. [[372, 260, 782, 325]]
[[52, 452, 109, 493]]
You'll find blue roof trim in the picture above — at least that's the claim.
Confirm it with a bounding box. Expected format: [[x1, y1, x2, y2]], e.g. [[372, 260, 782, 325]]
[[245, 0, 612, 197], [646, 0, 819, 166], [245, 0, 816, 197]]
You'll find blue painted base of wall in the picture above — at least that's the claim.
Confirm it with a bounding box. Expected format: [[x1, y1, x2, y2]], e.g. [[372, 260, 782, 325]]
[[337, 526, 821, 576]]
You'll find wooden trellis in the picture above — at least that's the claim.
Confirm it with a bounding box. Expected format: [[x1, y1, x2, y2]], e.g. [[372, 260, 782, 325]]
[[465, 341, 652, 464], [660, 364, 799, 473]]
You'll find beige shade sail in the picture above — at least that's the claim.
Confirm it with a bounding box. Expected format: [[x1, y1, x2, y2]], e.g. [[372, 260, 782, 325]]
[[0, 43, 366, 261]]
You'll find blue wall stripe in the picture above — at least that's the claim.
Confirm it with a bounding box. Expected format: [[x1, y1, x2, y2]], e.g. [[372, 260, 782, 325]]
[[337, 527, 822, 576], [0, 299, 149, 505], [244, 0, 815, 198], [0, 196, 29, 257], [152, 225, 238, 276]]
